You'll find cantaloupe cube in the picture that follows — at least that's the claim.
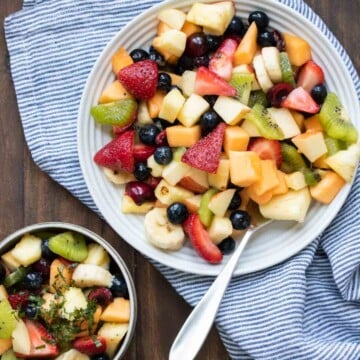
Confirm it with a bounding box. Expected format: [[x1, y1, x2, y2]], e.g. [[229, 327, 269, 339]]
[[239, 189, 250, 210], [99, 81, 133, 104], [166, 125, 201, 147], [166, 72, 182, 86], [304, 115, 323, 132], [111, 47, 133, 75], [292, 131, 327, 162], [229, 151, 261, 187], [283, 33, 312, 66], [272, 170, 289, 195], [0, 339, 12, 355], [49, 258, 73, 293], [309, 171, 345, 204], [208, 158, 230, 190], [147, 90, 166, 118], [77, 305, 103, 337], [234, 22, 258, 65], [157, 21, 173, 35], [313, 155, 331, 169], [247, 160, 279, 196], [290, 110, 305, 131], [100, 297, 130, 323], [181, 21, 202, 37], [246, 187, 273, 205], [224, 126, 250, 156]]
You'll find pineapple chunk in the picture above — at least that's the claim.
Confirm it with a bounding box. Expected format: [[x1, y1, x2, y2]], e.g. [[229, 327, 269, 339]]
[[121, 195, 155, 214], [178, 94, 210, 127], [61, 287, 88, 320], [208, 158, 230, 191], [159, 88, 186, 123], [10, 234, 42, 267], [98, 323, 129, 358], [55, 349, 90, 360], [208, 217, 233, 244], [179, 70, 197, 97], [1, 251, 21, 271], [152, 29, 187, 58], [84, 243, 111, 269], [157, 9, 186, 30]]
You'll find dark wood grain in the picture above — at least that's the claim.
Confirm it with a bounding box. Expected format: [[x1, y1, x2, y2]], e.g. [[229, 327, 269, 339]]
[[0, 1, 358, 359]]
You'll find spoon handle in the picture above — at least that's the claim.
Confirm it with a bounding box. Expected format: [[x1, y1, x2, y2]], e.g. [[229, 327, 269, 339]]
[[169, 228, 254, 360]]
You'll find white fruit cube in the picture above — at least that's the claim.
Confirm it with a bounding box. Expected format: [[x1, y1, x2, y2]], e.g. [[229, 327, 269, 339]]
[[61, 287, 88, 320], [208, 158, 230, 190], [147, 154, 165, 177], [261, 47, 282, 83], [55, 349, 90, 360], [11, 234, 42, 267], [137, 101, 153, 125], [98, 322, 129, 358], [267, 108, 301, 138], [72, 264, 113, 288], [157, 8, 187, 30], [84, 243, 111, 269], [208, 217, 233, 245], [183, 194, 202, 213], [159, 88, 186, 123], [213, 96, 251, 125], [208, 189, 236, 217], [122, 195, 155, 214], [285, 171, 307, 190], [179, 70, 197, 97], [162, 160, 191, 186], [241, 119, 261, 137], [153, 29, 187, 58], [252, 54, 274, 93], [178, 94, 210, 127], [292, 131, 327, 162], [154, 179, 194, 205], [1, 251, 21, 271], [12, 319, 31, 356]]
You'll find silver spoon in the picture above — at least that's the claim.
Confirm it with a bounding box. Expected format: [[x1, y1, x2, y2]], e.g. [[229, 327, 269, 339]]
[[169, 218, 271, 360]]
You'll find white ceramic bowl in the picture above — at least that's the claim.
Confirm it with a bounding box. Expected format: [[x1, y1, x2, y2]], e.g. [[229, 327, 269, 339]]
[[77, 0, 359, 276]]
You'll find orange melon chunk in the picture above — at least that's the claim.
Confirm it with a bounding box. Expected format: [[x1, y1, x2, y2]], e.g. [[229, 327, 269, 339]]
[[99, 81, 134, 104], [100, 297, 130, 323], [234, 22, 258, 65], [283, 33, 312, 66], [224, 126, 250, 156], [304, 115, 323, 132], [246, 187, 273, 205], [166, 125, 201, 148], [147, 90, 166, 118], [76, 305, 103, 337], [310, 171, 345, 204], [247, 160, 279, 197], [181, 21, 202, 37], [0, 339, 12, 355], [272, 170, 289, 196], [49, 258, 73, 293], [229, 151, 261, 187], [157, 21, 172, 35], [111, 47, 133, 75]]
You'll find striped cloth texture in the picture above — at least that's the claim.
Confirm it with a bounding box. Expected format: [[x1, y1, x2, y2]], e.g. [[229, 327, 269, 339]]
[[5, 0, 360, 359]]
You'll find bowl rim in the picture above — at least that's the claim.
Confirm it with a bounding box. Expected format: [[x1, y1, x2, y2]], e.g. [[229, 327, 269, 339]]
[[0, 222, 137, 360]]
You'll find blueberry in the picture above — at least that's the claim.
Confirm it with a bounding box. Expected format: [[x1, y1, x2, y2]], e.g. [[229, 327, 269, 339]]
[[218, 237, 236, 255], [24, 302, 39, 319], [257, 31, 276, 47], [41, 239, 56, 260], [230, 210, 251, 230], [167, 202, 189, 225], [157, 72, 172, 92], [200, 110, 221, 135], [175, 55, 194, 75], [110, 275, 129, 299], [225, 16, 245, 36], [149, 48, 166, 67], [154, 146, 173, 165], [91, 354, 110, 360], [228, 191, 242, 211], [311, 84, 327, 104], [206, 35, 223, 52], [193, 55, 210, 68], [22, 271, 43, 291], [203, 95, 218, 107], [153, 117, 172, 130], [130, 48, 149, 62], [134, 162, 151, 181], [0, 263, 6, 284], [139, 124, 161, 146], [248, 11, 269, 30]]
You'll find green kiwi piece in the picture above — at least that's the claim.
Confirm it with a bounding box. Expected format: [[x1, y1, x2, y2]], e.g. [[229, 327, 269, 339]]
[[303, 168, 321, 186], [319, 93, 358, 144], [280, 52, 296, 87], [230, 72, 254, 105], [90, 99, 137, 126], [48, 231, 88, 262], [280, 143, 307, 173], [198, 188, 218, 227], [3, 266, 27, 288], [0, 300, 17, 339], [248, 90, 268, 108], [245, 104, 284, 140], [324, 135, 346, 156]]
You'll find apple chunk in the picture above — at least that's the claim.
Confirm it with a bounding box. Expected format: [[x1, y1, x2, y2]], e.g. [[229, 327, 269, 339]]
[[213, 96, 251, 125], [208, 189, 236, 217], [179, 167, 209, 193]]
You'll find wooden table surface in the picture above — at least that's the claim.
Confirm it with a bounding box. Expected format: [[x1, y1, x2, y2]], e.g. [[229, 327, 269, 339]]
[[0, 1, 359, 359]]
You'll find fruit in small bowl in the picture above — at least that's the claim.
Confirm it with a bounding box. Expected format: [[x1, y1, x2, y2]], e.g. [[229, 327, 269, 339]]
[[0, 222, 136, 360]]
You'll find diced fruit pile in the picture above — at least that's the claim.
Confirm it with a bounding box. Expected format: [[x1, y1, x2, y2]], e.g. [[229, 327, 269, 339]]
[[91, 1, 360, 264], [0, 231, 130, 359]]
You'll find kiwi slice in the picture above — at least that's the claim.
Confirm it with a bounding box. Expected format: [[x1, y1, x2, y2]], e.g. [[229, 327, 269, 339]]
[[3, 266, 27, 288], [230, 72, 254, 105], [280, 52, 296, 87], [90, 99, 137, 126], [324, 135, 346, 156], [198, 188, 218, 227], [303, 168, 321, 186], [248, 90, 268, 108], [244, 104, 284, 140], [48, 231, 88, 262], [319, 93, 358, 144], [0, 300, 17, 339]]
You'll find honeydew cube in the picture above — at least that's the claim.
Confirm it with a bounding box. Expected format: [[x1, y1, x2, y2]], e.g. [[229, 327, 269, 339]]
[[208, 158, 230, 190], [241, 119, 261, 137], [267, 108, 301, 138], [178, 94, 210, 127], [122, 195, 155, 214], [98, 323, 129, 358], [213, 96, 251, 125], [179, 70, 197, 97], [137, 101, 153, 125], [208, 217, 233, 245], [159, 88, 186, 123], [292, 131, 327, 162], [285, 171, 307, 190], [224, 126, 250, 156], [99, 81, 133, 104], [166, 125, 201, 148], [272, 170, 289, 196], [208, 189, 236, 217], [158, 8, 187, 30], [229, 151, 261, 187], [11, 234, 42, 267], [283, 33, 312, 67], [152, 29, 187, 58], [162, 160, 191, 186], [247, 160, 280, 196]]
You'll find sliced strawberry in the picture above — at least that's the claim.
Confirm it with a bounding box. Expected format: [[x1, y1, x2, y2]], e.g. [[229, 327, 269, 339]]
[[194, 67, 237, 97], [209, 38, 238, 81], [281, 87, 320, 114], [133, 143, 156, 162], [118, 59, 158, 100], [182, 122, 226, 173], [16, 319, 59, 358], [73, 335, 106, 356], [183, 214, 223, 264], [8, 290, 30, 310], [296, 60, 325, 93], [248, 138, 282, 168], [94, 130, 135, 172]]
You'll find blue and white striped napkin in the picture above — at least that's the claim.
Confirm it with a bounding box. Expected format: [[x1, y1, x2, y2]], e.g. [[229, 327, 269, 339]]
[[5, 0, 360, 359]]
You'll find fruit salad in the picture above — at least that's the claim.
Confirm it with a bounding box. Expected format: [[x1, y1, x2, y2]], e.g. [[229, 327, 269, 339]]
[[90, 1, 360, 264], [0, 231, 130, 359]]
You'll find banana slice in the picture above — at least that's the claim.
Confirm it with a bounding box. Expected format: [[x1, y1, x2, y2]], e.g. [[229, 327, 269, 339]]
[[252, 54, 274, 93], [144, 208, 185, 251], [103, 168, 135, 185], [72, 264, 113, 288]]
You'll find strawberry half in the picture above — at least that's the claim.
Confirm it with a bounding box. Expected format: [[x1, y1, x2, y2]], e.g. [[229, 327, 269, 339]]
[[16, 319, 59, 358], [118, 59, 158, 100], [296, 60, 325, 93], [133, 144, 156, 162], [183, 214, 223, 264], [209, 38, 238, 81], [194, 67, 237, 97], [281, 87, 320, 114], [94, 130, 135, 172], [73, 335, 107, 356], [248, 138, 282, 168], [182, 122, 226, 173]]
